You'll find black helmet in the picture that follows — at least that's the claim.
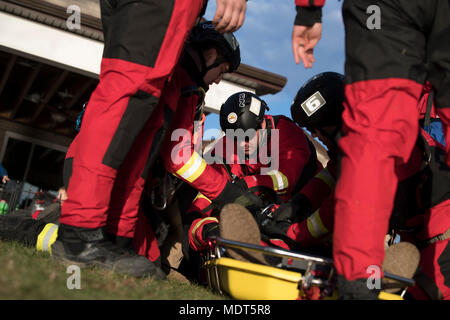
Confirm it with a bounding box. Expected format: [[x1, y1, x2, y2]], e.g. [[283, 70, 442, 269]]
[[189, 21, 241, 73], [220, 91, 269, 132], [290, 72, 345, 131]]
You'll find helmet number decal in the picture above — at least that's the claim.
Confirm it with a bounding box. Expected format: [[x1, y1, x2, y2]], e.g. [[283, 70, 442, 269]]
[[239, 93, 246, 108], [249, 97, 261, 116], [227, 112, 238, 124], [301, 91, 326, 117]]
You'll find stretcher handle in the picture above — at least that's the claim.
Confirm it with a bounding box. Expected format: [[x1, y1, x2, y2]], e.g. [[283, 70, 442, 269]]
[[214, 236, 334, 265], [214, 237, 416, 287], [383, 272, 415, 287]]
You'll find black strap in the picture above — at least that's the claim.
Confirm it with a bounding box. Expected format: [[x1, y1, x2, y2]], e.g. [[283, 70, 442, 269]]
[[417, 228, 450, 250], [180, 51, 207, 90], [292, 138, 318, 195], [222, 163, 237, 181], [264, 115, 280, 159], [414, 269, 443, 300], [423, 91, 434, 128], [266, 115, 318, 194]]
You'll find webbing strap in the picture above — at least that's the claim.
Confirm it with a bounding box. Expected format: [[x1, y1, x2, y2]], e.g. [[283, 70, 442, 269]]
[[423, 91, 434, 128], [414, 269, 443, 300]]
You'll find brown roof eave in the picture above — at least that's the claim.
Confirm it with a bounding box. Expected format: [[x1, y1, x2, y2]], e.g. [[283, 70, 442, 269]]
[[2, 0, 287, 95], [6, 0, 102, 30], [225, 64, 287, 96]]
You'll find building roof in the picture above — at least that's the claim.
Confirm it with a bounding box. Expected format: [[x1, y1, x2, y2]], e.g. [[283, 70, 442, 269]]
[[0, 0, 287, 138], [1, 0, 287, 96]]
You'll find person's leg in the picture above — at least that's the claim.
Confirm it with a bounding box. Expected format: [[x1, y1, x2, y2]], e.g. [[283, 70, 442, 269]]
[[132, 209, 161, 264], [54, 0, 203, 276], [334, 0, 431, 298], [426, 0, 450, 165], [409, 239, 450, 300], [408, 199, 450, 300], [60, 0, 203, 230]]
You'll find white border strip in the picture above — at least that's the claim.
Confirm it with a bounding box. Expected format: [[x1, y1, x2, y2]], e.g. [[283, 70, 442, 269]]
[[0, 11, 103, 76]]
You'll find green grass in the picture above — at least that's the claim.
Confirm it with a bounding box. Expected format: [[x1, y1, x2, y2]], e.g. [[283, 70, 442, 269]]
[[0, 240, 226, 300]]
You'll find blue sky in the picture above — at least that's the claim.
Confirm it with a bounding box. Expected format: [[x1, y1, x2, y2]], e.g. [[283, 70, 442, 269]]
[[203, 0, 345, 136]]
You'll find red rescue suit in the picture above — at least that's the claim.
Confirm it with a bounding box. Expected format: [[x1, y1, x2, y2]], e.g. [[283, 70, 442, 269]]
[[160, 94, 230, 201], [185, 115, 321, 251], [60, 0, 204, 245], [295, 0, 450, 286], [284, 130, 450, 299]]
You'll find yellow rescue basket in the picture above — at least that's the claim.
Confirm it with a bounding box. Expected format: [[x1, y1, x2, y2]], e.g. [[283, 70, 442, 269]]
[[202, 237, 413, 301]]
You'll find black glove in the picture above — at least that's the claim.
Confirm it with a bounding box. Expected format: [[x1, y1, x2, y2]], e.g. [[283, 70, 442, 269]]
[[259, 218, 291, 241], [231, 177, 248, 190], [337, 276, 380, 300], [273, 193, 312, 224], [213, 180, 264, 213], [201, 222, 220, 241]]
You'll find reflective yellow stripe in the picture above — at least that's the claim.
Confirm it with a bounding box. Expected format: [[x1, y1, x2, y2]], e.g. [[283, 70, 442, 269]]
[[176, 151, 207, 183], [306, 210, 328, 239], [316, 168, 335, 190], [187, 160, 207, 183], [378, 291, 403, 300], [267, 170, 289, 192], [194, 192, 211, 203], [36, 223, 59, 253], [191, 217, 219, 247], [176, 151, 200, 177]]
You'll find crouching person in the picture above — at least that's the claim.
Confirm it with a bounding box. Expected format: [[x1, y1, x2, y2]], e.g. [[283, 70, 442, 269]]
[[178, 91, 321, 279], [261, 72, 450, 300]]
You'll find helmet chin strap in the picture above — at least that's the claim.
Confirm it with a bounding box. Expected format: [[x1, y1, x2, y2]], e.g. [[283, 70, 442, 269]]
[[197, 48, 227, 77]]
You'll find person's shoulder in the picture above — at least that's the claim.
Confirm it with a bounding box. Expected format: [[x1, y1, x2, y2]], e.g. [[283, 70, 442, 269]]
[[273, 115, 305, 133]]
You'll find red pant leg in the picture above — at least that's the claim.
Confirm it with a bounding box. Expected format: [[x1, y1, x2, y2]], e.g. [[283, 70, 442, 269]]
[[333, 79, 423, 280], [133, 209, 161, 263], [60, 0, 203, 231], [408, 239, 450, 300]]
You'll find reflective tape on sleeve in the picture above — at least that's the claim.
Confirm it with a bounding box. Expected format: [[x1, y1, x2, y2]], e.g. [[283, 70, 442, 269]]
[[193, 192, 211, 203], [316, 168, 335, 190], [176, 151, 207, 183], [306, 210, 329, 239], [191, 217, 219, 247], [267, 170, 289, 192], [36, 223, 59, 253]]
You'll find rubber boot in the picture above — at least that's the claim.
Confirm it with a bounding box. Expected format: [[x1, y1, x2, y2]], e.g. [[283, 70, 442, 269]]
[[219, 203, 268, 265], [51, 224, 166, 279]]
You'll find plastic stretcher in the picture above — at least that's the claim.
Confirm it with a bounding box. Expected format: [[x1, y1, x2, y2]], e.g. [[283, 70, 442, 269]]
[[202, 237, 415, 300]]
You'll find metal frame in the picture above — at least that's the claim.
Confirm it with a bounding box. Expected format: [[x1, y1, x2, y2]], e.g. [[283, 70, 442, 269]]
[[204, 236, 415, 299]]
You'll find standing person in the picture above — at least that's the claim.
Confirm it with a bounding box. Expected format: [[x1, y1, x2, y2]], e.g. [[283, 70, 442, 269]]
[[54, 0, 248, 277], [0, 22, 246, 276], [135, 21, 267, 267], [0, 163, 9, 184], [292, 1, 450, 298]]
